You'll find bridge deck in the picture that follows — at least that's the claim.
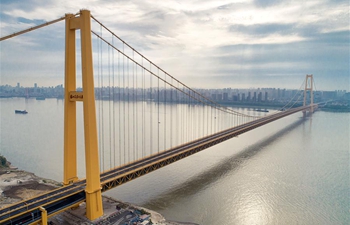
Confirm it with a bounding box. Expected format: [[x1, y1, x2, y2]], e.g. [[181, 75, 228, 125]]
[[0, 105, 316, 225]]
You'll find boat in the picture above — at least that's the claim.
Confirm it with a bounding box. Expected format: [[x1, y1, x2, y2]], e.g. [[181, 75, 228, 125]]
[[255, 109, 269, 112], [15, 110, 28, 114]]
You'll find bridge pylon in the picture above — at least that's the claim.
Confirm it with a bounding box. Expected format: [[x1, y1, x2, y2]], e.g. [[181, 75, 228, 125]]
[[303, 74, 314, 115], [63, 10, 103, 220]]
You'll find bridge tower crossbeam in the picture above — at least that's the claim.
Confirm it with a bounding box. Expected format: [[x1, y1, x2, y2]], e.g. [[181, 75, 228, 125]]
[[63, 10, 103, 220]]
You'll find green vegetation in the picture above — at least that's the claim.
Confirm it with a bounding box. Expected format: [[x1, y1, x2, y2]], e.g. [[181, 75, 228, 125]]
[[0, 155, 9, 168], [138, 208, 150, 215]]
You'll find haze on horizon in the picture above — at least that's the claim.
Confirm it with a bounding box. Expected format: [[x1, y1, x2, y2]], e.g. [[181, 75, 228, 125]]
[[0, 0, 349, 91]]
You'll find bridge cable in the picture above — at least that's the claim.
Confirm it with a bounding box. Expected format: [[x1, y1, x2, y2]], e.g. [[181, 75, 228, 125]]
[[158, 68, 160, 153], [133, 50, 138, 161], [278, 80, 305, 112], [164, 71, 167, 151], [127, 50, 130, 163], [108, 35, 112, 169], [90, 15, 258, 119], [123, 42, 126, 165], [92, 29, 258, 120], [112, 36, 116, 168], [97, 25, 102, 171], [142, 57, 145, 158], [150, 63, 153, 155], [101, 24, 105, 171], [118, 50, 122, 166], [0, 14, 72, 41]]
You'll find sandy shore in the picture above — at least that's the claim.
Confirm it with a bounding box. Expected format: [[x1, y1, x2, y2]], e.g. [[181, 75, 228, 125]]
[[0, 167, 61, 208]]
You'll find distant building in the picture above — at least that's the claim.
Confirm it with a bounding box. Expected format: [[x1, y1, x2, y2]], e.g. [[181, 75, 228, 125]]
[[258, 92, 262, 102], [217, 94, 223, 100], [322, 91, 336, 99], [223, 93, 228, 101]]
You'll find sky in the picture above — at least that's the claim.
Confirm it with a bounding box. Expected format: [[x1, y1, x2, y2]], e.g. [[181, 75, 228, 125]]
[[0, 0, 349, 91]]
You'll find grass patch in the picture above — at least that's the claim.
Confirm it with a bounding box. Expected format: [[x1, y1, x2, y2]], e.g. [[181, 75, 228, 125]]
[[0, 155, 9, 168]]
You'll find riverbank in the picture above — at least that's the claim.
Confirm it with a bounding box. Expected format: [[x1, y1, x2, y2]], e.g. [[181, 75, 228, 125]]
[[0, 162, 61, 208], [0, 158, 198, 225]]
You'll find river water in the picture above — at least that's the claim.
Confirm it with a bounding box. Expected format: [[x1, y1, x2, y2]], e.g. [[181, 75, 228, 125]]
[[0, 98, 349, 225]]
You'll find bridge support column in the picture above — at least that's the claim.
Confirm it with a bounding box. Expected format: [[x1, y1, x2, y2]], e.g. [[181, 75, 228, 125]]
[[80, 9, 103, 220], [64, 9, 103, 220], [80, 10, 103, 220], [63, 13, 78, 186], [39, 207, 48, 225]]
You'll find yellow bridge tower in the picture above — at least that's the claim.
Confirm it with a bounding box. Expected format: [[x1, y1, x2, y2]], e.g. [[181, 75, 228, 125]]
[[63, 10, 103, 220], [303, 74, 314, 114]]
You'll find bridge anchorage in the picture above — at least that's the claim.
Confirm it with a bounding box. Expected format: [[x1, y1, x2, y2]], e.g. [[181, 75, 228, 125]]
[[0, 9, 319, 225]]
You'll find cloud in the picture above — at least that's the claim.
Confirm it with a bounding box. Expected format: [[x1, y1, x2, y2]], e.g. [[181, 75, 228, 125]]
[[253, 0, 283, 8], [229, 23, 296, 36], [0, 0, 349, 91]]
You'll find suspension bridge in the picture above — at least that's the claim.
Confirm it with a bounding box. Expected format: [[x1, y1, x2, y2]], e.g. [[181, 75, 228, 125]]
[[0, 10, 318, 225]]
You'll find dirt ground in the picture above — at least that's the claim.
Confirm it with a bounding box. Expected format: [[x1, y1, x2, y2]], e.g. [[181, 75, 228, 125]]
[[0, 167, 61, 208], [0, 168, 198, 225]]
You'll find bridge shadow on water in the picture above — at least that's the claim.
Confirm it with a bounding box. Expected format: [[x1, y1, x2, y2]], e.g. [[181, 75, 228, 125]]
[[142, 116, 309, 210]]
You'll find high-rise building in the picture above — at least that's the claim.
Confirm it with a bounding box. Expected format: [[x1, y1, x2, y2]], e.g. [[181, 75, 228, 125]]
[[223, 93, 228, 101], [258, 92, 262, 102], [217, 94, 223, 100]]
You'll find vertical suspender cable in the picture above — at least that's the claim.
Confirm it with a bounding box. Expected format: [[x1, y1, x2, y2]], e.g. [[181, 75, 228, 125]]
[[150, 63, 153, 155], [157, 68, 160, 153], [123, 43, 126, 165], [101, 33, 105, 172], [170, 77, 173, 148], [176, 82, 179, 147], [112, 36, 116, 168], [98, 25, 103, 171], [127, 55, 130, 163], [142, 58, 145, 158], [108, 39, 112, 169], [134, 51, 137, 160], [118, 51, 121, 166], [164, 72, 166, 151]]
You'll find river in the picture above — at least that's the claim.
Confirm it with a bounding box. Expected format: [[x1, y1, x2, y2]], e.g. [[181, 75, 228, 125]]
[[0, 98, 349, 225]]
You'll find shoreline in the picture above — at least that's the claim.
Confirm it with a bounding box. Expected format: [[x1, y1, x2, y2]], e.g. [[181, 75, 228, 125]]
[[0, 161, 198, 225]]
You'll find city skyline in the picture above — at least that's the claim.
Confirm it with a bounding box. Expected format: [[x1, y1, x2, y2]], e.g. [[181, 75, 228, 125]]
[[0, 1, 349, 91], [2, 81, 349, 93]]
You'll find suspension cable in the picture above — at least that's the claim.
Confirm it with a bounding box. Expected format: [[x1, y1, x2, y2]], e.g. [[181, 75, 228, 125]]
[[0, 14, 76, 41], [275, 80, 305, 112], [90, 14, 258, 118], [90, 30, 258, 119]]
